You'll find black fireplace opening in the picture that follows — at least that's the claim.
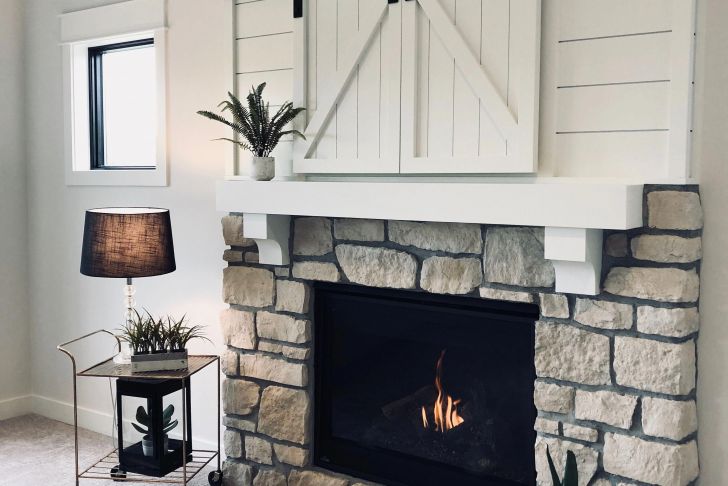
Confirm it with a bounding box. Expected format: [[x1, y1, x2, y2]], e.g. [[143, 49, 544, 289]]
[[314, 283, 538, 486]]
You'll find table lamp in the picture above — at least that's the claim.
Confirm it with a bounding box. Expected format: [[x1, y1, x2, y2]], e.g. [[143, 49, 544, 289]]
[[80, 208, 176, 324]]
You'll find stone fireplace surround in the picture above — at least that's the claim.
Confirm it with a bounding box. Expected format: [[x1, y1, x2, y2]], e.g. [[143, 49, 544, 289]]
[[219, 185, 702, 486]]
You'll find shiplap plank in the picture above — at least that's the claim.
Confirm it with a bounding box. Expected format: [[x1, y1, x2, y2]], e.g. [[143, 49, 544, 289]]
[[558, 32, 671, 86], [556, 83, 670, 132], [453, 0, 481, 157], [559, 0, 672, 41], [236, 70, 293, 106], [306, 0, 318, 123], [316, 0, 338, 159], [336, 0, 359, 159], [379, 1, 401, 164], [479, 0, 508, 156], [237, 33, 293, 72], [556, 131, 668, 178], [236, 0, 292, 39], [415, 4, 430, 157], [426, 0, 456, 158], [358, 1, 381, 159]]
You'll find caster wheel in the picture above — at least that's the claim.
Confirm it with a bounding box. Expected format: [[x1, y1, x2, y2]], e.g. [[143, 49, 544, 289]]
[[110, 466, 126, 481], [208, 470, 223, 486]]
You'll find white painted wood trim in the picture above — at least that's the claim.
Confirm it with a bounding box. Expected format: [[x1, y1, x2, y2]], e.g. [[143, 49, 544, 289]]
[[668, 0, 697, 181], [291, 0, 308, 175], [225, 0, 237, 178], [216, 179, 643, 230], [545, 227, 603, 295], [300, 1, 388, 158], [60, 0, 165, 43], [243, 213, 291, 265]]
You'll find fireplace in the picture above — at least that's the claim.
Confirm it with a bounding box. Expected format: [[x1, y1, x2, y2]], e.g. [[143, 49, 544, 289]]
[[314, 283, 539, 486]]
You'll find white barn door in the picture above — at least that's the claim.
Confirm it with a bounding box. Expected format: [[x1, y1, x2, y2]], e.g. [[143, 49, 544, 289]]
[[294, 0, 402, 174], [400, 0, 541, 174]]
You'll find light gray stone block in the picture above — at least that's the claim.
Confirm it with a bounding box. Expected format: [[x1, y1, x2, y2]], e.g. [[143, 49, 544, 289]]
[[223, 415, 256, 433], [574, 298, 633, 330], [389, 221, 483, 253], [336, 245, 417, 289], [614, 337, 695, 395], [259, 341, 310, 360], [484, 227, 555, 287], [334, 218, 385, 241], [222, 379, 260, 416], [642, 397, 697, 440], [293, 217, 333, 256], [534, 381, 575, 413], [605, 233, 629, 257], [647, 191, 703, 230], [604, 267, 700, 303], [222, 349, 238, 376], [222, 215, 254, 247], [244, 252, 259, 263], [604, 433, 699, 485], [245, 435, 273, 465], [575, 389, 638, 429], [480, 287, 534, 303], [289, 470, 348, 486], [273, 443, 310, 467], [276, 280, 310, 314], [253, 470, 286, 486], [539, 293, 569, 318], [222, 461, 252, 486], [535, 323, 611, 385], [223, 267, 275, 308], [421, 257, 482, 294], [274, 267, 290, 278], [257, 311, 311, 344], [220, 309, 257, 350], [562, 423, 598, 442], [631, 235, 702, 263], [535, 436, 598, 486], [637, 306, 699, 338], [224, 429, 243, 459], [534, 417, 559, 434], [223, 249, 244, 262], [239, 354, 308, 387], [258, 386, 311, 445], [292, 261, 340, 282]]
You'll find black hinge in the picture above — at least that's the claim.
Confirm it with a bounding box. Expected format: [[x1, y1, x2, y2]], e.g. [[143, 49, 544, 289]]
[[294, 0, 303, 18]]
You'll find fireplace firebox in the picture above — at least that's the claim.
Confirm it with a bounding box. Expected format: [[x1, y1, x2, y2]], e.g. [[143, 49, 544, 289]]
[[314, 283, 539, 486]]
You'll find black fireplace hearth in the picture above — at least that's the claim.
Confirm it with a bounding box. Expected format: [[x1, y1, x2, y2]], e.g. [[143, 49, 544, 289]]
[[314, 283, 538, 486]]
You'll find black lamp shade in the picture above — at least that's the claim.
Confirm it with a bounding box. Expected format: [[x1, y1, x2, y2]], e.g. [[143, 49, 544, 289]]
[[80, 208, 176, 278]]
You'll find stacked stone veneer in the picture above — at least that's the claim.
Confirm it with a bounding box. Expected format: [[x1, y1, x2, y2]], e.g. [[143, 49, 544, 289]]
[[219, 186, 702, 486]]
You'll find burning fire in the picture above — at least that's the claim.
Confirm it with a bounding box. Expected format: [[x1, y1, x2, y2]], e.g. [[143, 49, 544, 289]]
[[421, 350, 465, 432]]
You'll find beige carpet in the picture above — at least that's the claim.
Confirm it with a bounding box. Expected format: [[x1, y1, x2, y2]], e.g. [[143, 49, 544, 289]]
[[0, 414, 215, 485]]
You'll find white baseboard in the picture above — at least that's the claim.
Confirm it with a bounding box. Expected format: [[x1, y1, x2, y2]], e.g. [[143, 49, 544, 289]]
[[31, 395, 218, 450], [0, 395, 32, 421]]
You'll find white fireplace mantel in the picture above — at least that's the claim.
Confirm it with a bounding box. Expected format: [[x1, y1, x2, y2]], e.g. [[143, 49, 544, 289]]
[[216, 178, 644, 295]]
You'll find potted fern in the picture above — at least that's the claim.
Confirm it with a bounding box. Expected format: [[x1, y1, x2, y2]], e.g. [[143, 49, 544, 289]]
[[197, 83, 305, 180]]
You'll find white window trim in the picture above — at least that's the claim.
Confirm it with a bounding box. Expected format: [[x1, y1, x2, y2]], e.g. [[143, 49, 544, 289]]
[[60, 0, 167, 186]]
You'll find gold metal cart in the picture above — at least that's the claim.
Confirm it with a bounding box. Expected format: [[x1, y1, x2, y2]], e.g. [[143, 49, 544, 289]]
[[58, 330, 222, 485]]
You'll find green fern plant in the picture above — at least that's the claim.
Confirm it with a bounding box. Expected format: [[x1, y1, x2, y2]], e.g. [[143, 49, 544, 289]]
[[197, 82, 306, 157], [546, 446, 578, 486]]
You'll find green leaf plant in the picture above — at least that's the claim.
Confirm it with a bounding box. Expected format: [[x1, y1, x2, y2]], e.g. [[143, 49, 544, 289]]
[[132, 404, 178, 438], [546, 446, 578, 486], [197, 82, 306, 157], [119, 310, 210, 354]]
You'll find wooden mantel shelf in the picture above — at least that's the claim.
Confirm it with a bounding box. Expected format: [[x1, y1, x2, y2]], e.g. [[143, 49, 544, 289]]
[[216, 178, 644, 295]]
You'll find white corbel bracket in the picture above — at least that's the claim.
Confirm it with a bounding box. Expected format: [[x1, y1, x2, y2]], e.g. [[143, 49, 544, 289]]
[[544, 227, 604, 296], [243, 213, 291, 266]]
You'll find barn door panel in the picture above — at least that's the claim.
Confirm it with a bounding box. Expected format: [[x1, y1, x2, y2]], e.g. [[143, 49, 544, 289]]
[[294, 0, 401, 174], [401, 0, 540, 174]]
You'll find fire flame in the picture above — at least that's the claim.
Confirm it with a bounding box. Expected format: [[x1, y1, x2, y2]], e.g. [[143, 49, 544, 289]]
[[421, 350, 465, 432]]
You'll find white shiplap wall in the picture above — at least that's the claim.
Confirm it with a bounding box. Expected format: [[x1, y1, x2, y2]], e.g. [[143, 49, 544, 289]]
[[232, 0, 696, 182]]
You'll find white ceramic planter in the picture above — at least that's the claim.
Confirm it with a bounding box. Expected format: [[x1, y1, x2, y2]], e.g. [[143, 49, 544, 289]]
[[250, 157, 275, 181]]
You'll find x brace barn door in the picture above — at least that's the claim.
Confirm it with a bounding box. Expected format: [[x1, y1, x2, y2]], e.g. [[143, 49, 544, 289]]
[[293, 0, 402, 174], [400, 0, 541, 173]]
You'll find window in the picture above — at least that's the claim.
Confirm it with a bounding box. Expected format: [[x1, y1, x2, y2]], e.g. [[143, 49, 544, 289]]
[[61, 0, 167, 186], [88, 39, 156, 170]]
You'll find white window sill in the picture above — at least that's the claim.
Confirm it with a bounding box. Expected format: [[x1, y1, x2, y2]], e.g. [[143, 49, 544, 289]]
[[65, 167, 167, 187]]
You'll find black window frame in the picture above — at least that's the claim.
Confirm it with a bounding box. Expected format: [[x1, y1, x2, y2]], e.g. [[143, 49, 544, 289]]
[[88, 38, 156, 170]]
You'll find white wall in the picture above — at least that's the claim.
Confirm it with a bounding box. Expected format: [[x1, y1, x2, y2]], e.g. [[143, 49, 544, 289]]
[[694, 0, 728, 483], [0, 0, 31, 420], [23, 0, 231, 445]]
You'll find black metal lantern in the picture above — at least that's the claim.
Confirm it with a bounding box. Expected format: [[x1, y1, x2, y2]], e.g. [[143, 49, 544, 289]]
[[116, 378, 192, 477]]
